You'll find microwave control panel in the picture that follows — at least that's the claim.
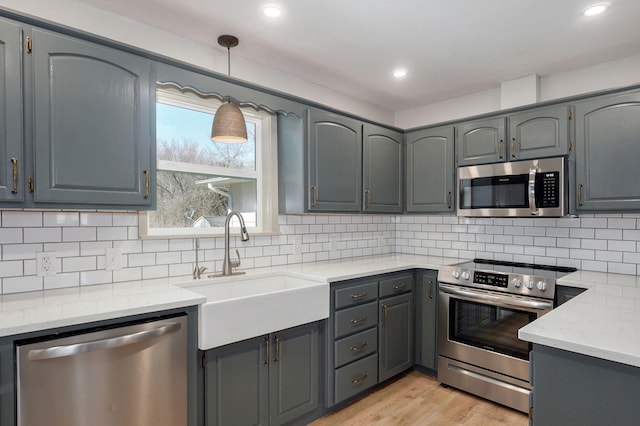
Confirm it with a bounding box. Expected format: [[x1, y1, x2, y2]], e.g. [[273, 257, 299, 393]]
[[537, 172, 560, 208]]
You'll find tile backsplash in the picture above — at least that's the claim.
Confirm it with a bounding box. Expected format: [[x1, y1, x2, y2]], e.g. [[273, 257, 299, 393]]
[[0, 210, 639, 294]]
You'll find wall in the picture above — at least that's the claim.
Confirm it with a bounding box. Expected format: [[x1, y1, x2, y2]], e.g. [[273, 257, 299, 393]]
[[1, 210, 640, 294]]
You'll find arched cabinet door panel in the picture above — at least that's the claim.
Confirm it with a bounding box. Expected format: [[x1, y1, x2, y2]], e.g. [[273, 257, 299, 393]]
[[575, 90, 640, 211], [456, 117, 506, 166], [363, 124, 403, 213], [32, 29, 154, 207]]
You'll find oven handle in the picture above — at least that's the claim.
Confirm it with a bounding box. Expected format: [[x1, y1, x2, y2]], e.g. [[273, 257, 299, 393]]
[[439, 284, 552, 311]]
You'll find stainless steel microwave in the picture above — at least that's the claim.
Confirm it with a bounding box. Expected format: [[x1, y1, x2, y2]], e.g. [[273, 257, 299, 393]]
[[457, 157, 567, 217]]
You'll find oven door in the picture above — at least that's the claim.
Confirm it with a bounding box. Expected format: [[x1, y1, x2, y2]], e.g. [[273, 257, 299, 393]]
[[438, 283, 552, 382]]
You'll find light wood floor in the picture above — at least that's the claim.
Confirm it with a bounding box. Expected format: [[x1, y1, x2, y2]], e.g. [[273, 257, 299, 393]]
[[310, 371, 528, 426]]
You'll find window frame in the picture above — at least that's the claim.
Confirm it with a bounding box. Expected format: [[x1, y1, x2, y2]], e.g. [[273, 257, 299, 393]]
[[139, 86, 279, 239]]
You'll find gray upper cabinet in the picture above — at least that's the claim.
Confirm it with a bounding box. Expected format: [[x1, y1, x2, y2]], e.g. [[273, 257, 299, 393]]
[[508, 104, 571, 160], [362, 124, 403, 213], [0, 18, 23, 202], [308, 109, 362, 212], [456, 117, 506, 166], [31, 29, 154, 207], [406, 125, 455, 213], [574, 90, 640, 211]]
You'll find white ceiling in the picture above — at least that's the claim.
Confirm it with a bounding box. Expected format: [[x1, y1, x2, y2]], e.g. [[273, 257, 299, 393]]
[[76, 0, 640, 111]]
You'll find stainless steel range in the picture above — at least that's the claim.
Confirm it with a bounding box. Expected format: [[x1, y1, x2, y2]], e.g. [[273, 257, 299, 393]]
[[437, 259, 576, 413]]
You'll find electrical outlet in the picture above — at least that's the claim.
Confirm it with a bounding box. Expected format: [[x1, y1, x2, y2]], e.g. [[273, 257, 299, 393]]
[[377, 234, 385, 248], [330, 235, 338, 252], [36, 252, 57, 277], [105, 247, 122, 271]]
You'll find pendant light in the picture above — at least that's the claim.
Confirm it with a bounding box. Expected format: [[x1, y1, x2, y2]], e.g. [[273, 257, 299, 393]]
[[211, 35, 248, 143]]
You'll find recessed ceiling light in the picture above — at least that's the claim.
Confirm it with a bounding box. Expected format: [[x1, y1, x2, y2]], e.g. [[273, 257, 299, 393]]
[[393, 69, 407, 78], [262, 4, 282, 18], [583, 2, 610, 16]]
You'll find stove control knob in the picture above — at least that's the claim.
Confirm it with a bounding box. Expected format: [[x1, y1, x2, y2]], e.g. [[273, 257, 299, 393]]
[[461, 271, 471, 280], [512, 278, 522, 288], [452, 270, 461, 279], [525, 280, 535, 289], [537, 281, 547, 291]]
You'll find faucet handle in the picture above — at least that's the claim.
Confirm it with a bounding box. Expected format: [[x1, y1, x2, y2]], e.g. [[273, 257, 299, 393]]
[[230, 249, 241, 269]]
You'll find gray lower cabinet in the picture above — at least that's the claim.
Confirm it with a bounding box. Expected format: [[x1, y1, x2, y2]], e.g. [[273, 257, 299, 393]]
[[574, 89, 640, 211], [415, 270, 438, 370], [531, 344, 640, 426], [362, 124, 403, 213], [378, 292, 414, 382], [508, 104, 571, 161], [328, 272, 414, 406], [204, 321, 321, 426], [554, 285, 586, 307], [308, 109, 362, 212], [406, 125, 455, 213], [0, 17, 23, 202], [456, 116, 507, 166], [32, 28, 154, 207]]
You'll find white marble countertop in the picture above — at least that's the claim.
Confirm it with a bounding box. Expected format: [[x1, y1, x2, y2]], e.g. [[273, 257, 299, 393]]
[[519, 270, 640, 368], [0, 254, 461, 339]]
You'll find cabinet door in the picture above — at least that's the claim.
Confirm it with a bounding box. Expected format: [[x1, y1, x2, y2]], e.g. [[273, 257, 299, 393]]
[[32, 29, 154, 207], [575, 91, 640, 211], [456, 117, 507, 166], [378, 292, 414, 382], [509, 104, 570, 160], [406, 125, 454, 213], [269, 322, 321, 426], [204, 337, 269, 426], [362, 124, 402, 213], [308, 109, 362, 211], [0, 18, 23, 202], [415, 270, 438, 370]]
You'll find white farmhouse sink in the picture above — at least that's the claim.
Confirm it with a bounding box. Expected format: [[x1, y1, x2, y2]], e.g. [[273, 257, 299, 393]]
[[183, 274, 329, 350]]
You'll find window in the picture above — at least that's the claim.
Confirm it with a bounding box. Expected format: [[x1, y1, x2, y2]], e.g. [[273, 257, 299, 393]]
[[139, 86, 278, 238]]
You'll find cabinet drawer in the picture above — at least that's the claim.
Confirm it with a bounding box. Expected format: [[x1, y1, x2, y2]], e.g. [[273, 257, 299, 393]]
[[335, 354, 378, 404], [379, 274, 413, 298], [334, 328, 377, 368], [334, 302, 378, 339], [335, 281, 378, 309]]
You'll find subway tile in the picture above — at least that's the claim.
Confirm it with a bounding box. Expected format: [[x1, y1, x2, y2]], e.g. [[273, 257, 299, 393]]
[[581, 260, 608, 272], [112, 267, 142, 282], [569, 248, 595, 260], [80, 241, 112, 256], [128, 253, 156, 267], [44, 242, 80, 256], [24, 228, 61, 243], [595, 228, 622, 240], [2, 211, 42, 227], [79, 270, 112, 286], [0, 228, 23, 244], [2, 244, 42, 261], [608, 240, 636, 252], [609, 263, 636, 275], [143, 239, 169, 252], [43, 212, 80, 227], [142, 265, 168, 280], [97, 227, 128, 241], [44, 272, 80, 290], [156, 251, 181, 265], [80, 212, 113, 227], [62, 256, 97, 272], [596, 250, 623, 262], [581, 239, 607, 250], [608, 218, 636, 229], [570, 228, 595, 239], [623, 230, 640, 241], [3, 276, 43, 293], [63, 227, 97, 242], [113, 212, 139, 226], [0, 260, 23, 278]]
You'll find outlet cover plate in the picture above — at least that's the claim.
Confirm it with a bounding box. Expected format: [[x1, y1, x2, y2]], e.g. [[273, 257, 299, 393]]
[[36, 252, 57, 277]]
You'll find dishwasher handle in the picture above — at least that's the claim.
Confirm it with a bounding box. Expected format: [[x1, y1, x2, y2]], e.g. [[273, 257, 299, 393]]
[[27, 321, 182, 361]]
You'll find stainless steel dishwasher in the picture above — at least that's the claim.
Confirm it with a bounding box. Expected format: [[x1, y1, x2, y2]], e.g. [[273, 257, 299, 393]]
[[16, 315, 188, 426]]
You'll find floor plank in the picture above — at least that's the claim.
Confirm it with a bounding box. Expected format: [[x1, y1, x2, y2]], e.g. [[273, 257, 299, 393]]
[[311, 371, 528, 426]]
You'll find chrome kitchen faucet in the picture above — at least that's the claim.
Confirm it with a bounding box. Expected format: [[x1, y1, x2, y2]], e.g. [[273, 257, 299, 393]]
[[211, 211, 250, 277]]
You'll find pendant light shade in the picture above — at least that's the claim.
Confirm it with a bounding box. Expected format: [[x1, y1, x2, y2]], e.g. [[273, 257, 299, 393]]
[[211, 35, 248, 143], [211, 101, 248, 143]]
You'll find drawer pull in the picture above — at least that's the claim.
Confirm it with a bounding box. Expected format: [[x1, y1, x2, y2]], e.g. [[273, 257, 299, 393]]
[[392, 283, 407, 290], [11, 157, 18, 194], [350, 373, 368, 384], [350, 316, 368, 324], [350, 342, 367, 352], [263, 337, 269, 365], [351, 292, 367, 299]]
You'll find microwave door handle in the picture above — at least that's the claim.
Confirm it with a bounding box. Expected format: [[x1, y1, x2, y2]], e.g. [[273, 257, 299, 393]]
[[528, 168, 538, 216]]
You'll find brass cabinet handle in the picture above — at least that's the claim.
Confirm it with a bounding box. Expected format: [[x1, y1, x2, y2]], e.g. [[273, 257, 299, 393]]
[[263, 337, 269, 365], [392, 283, 407, 291], [365, 189, 371, 209], [350, 342, 367, 352], [350, 373, 368, 384], [499, 139, 504, 159], [351, 292, 367, 299], [350, 316, 368, 324], [428, 278, 434, 299], [381, 304, 388, 326], [10, 157, 18, 194], [143, 170, 150, 199], [511, 138, 516, 158], [27, 177, 34, 193], [311, 185, 318, 207], [273, 335, 280, 363], [447, 191, 452, 209], [578, 184, 583, 206]]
